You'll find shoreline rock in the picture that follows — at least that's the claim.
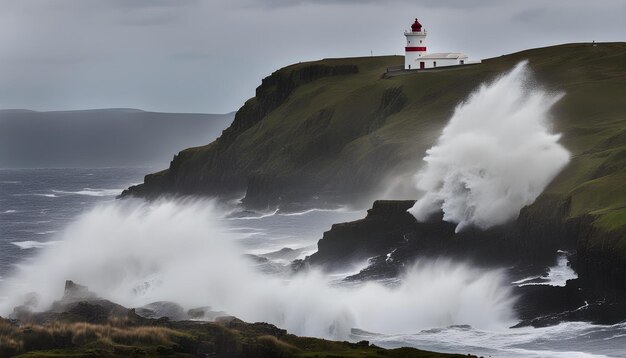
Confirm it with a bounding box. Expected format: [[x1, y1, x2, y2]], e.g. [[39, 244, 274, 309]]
[[299, 199, 626, 327]]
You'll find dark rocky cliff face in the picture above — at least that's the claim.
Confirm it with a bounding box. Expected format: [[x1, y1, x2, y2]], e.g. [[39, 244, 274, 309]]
[[309, 200, 420, 271], [307, 197, 574, 275], [300, 199, 626, 326], [576, 223, 626, 294]]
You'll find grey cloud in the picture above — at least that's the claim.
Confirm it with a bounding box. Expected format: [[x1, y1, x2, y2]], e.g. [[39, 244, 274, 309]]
[[246, 0, 499, 9], [106, 0, 203, 9], [117, 9, 187, 27], [0, 0, 623, 114], [512, 8, 545, 23]]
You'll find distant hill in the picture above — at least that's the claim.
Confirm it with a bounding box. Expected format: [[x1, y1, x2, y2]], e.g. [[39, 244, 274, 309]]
[[0, 109, 234, 168]]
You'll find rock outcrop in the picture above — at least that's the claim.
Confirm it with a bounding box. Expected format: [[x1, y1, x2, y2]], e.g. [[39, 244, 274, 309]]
[[307, 198, 573, 275], [301, 199, 626, 326]]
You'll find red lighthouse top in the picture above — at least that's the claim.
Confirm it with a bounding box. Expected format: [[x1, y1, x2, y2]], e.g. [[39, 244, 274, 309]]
[[411, 18, 423, 32]]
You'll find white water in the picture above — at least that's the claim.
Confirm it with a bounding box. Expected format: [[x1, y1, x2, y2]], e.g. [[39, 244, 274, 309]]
[[409, 62, 570, 232], [229, 208, 280, 220], [514, 251, 578, 287], [369, 321, 626, 358], [10, 240, 59, 250], [51, 188, 122, 197], [280, 207, 355, 216], [0, 199, 515, 339]]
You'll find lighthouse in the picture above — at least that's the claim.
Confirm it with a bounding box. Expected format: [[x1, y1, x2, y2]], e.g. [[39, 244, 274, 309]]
[[404, 18, 427, 70], [403, 18, 481, 71]]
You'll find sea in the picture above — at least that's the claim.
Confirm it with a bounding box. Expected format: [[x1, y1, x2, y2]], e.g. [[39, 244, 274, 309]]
[[1, 167, 624, 358]]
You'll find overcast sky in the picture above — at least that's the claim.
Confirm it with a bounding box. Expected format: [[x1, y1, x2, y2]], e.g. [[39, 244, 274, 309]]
[[0, 0, 624, 114]]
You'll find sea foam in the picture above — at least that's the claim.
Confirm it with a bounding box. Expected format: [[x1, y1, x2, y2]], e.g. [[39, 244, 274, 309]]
[[409, 62, 570, 232], [0, 199, 515, 339]]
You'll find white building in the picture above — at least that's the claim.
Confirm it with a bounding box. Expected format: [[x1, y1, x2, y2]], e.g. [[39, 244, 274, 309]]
[[404, 18, 480, 70]]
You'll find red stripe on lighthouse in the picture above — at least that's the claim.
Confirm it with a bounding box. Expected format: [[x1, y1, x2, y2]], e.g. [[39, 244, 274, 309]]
[[405, 47, 427, 52]]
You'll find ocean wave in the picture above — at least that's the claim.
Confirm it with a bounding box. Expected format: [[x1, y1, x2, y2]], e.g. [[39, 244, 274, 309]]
[[51, 188, 122, 197], [251, 245, 316, 264], [0, 200, 515, 340], [514, 251, 577, 287], [224, 227, 264, 233], [13, 193, 58, 198], [228, 208, 280, 220], [279, 207, 354, 216], [11, 240, 59, 250], [227, 206, 360, 220], [512, 276, 544, 285], [2, 210, 17, 214], [371, 321, 622, 358]]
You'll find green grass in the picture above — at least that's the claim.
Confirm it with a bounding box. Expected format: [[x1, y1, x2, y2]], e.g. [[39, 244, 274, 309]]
[[594, 207, 626, 234]]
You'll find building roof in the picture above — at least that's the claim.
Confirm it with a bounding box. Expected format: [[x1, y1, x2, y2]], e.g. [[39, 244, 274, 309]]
[[420, 53, 468, 59]]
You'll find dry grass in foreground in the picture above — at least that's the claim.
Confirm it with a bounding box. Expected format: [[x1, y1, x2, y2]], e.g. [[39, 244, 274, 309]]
[[0, 317, 183, 357]]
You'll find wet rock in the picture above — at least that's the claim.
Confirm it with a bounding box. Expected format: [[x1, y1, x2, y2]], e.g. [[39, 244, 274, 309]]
[[187, 306, 230, 321], [187, 306, 211, 319], [308, 200, 419, 272], [135, 301, 187, 321], [62, 280, 99, 302], [303, 199, 626, 326], [260, 247, 309, 262]]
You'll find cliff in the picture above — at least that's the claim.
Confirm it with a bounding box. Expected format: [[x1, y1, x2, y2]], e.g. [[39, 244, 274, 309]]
[[123, 43, 626, 299], [123, 43, 625, 228]]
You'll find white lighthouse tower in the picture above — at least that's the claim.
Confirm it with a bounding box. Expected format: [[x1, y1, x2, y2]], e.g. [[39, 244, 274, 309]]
[[404, 18, 427, 70]]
